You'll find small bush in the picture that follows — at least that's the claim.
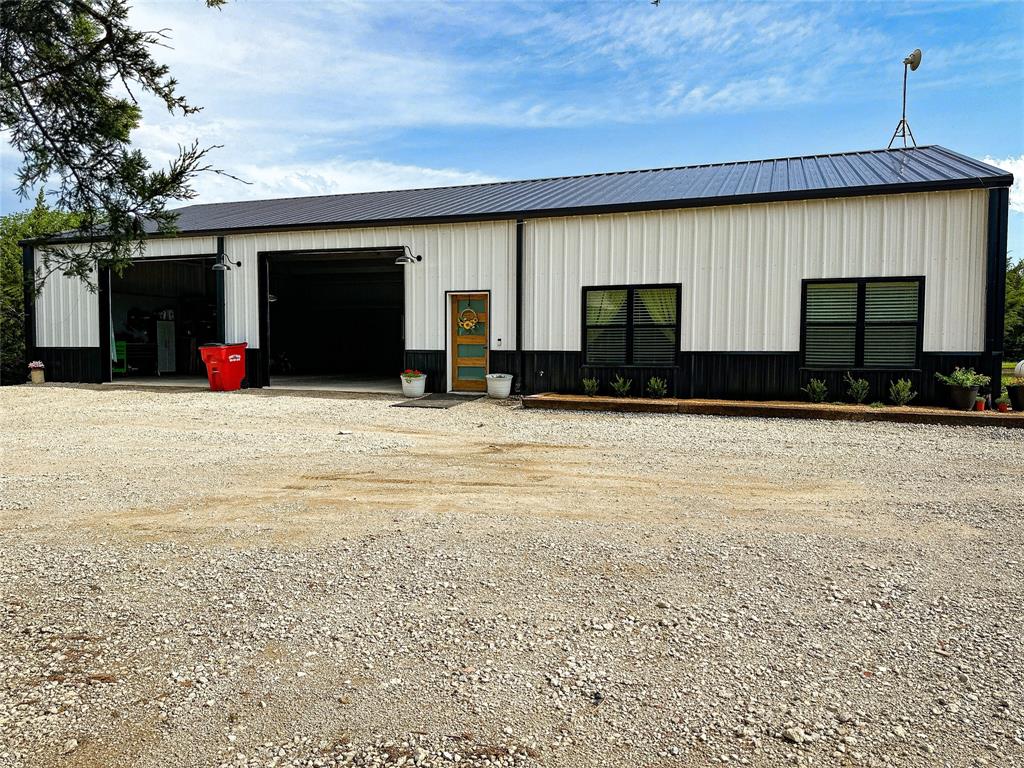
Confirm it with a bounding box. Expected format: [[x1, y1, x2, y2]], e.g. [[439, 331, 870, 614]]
[[801, 378, 828, 403], [934, 367, 991, 388], [610, 373, 632, 397], [844, 371, 870, 404], [646, 376, 668, 398], [869, 401, 886, 409], [582, 377, 599, 396], [889, 378, 917, 406]]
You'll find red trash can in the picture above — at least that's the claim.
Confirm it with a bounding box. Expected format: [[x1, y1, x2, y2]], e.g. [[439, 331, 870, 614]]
[[199, 342, 248, 391]]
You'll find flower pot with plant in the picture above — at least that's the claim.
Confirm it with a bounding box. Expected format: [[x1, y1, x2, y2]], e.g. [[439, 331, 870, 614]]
[[934, 367, 991, 411], [400, 369, 426, 397], [1007, 376, 1024, 412], [28, 360, 45, 384], [995, 389, 1010, 413], [974, 396, 986, 412]]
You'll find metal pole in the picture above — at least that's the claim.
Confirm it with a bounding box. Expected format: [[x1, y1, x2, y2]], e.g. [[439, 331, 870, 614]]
[[901, 63, 908, 143]]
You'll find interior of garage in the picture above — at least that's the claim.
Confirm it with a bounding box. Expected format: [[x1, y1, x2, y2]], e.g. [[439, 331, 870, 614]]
[[266, 250, 404, 392], [109, 258, 217, 382]]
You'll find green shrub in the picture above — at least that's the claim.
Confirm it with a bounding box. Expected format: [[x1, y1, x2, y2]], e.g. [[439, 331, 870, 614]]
[[801, 378, 828, 403], [646, 376, 668, 398], [869, 401, 886, 409], [934, 367, 991, 388], [844, 371, 870, 403], [610, 373, 632, 397], [889, 378, 917, 406], [582, 377, 599, 396], [1, 192, 80, 385]]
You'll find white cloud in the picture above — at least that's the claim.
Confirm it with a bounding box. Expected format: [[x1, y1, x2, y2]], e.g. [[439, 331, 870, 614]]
[[185, 158, 501, 204], [982, 155, 1023, 213]]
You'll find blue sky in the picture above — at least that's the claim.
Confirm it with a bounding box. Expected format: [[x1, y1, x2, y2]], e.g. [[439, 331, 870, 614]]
[[2, 0, 1022, 254]]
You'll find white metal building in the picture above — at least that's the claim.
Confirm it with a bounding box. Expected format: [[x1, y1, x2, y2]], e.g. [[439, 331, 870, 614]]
[[24, 146, 1012, 403]]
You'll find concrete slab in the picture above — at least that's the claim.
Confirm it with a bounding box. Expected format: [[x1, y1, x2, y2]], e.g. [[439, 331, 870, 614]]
[[268, 374, 402, 395]]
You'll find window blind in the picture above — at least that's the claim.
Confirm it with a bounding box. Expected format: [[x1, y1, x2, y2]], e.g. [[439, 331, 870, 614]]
[[864, 281, 919, 367], [804, 283, 857, 367], [583, 285, 679, 366], [585, 289, 627, 364], [803, 278, 921, 369]]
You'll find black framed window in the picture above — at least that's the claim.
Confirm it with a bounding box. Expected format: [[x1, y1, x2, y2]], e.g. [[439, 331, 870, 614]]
[[583, 284, 680, 366], [802, 277, 924, 369]]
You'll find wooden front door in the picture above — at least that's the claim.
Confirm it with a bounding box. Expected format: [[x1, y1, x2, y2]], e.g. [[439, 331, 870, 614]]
[[450, 292, 488, 391]]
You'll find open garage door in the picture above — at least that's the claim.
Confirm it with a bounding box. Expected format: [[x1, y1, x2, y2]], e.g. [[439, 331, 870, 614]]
[[109, 257, 218, 384], [264, 249, 404, 392]]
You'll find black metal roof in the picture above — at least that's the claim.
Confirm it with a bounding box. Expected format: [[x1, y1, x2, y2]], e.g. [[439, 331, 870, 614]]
[[110, 145, 1024, 237]]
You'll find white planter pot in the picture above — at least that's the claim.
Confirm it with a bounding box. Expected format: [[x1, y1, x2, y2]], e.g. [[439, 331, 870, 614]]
[[29, 369, 45, 384], [485, 373, 513, 399], [401, 375, 426, 397]]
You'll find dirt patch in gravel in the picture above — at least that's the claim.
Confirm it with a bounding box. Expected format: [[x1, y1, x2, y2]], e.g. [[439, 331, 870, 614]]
[[1, 385, 1021, 768]]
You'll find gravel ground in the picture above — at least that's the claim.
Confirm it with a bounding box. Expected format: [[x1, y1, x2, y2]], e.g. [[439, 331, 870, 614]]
[[0, 385, 1022, 768]]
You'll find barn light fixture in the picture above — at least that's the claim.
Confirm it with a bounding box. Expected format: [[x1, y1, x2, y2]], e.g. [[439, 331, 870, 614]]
[[394, 245, 423, 265], [212, 252, 242, 271], [887, 48, 922, 149]]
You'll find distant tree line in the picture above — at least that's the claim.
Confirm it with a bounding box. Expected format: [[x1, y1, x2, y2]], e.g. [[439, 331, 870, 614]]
[[1006, 255, 1024, 361]]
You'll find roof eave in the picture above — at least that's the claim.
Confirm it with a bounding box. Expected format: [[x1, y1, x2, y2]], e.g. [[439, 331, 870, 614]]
[[22, 174, 1013, 247]]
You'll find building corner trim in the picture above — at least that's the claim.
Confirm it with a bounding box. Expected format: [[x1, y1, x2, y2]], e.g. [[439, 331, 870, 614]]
[[21, 244, 35, 364], [985, 187, 1009, 392]]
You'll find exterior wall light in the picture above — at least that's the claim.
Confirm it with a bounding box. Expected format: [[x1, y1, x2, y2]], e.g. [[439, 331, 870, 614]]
[[212, 252, 242, 271], [394, 245, 423, 265]]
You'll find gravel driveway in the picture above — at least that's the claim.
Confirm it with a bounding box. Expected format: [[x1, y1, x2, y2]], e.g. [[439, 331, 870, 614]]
[[1, 385, 1021, 768]]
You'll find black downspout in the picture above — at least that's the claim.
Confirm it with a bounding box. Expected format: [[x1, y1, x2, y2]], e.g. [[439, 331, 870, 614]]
[[97, 267, 111, 382], [215, 235, 227, 342], [984, 187, 1009, 395], [515, 219, 524, 394], [21, 245, 35, 370]]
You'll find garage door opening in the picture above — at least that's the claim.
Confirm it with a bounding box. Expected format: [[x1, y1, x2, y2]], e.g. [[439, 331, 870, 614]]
[[265, 250, 404, 393], [109, 257, 218, 384]]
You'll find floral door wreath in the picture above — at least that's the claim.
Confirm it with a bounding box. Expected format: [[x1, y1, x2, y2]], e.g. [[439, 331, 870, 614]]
[[457, 308, 479, 331]]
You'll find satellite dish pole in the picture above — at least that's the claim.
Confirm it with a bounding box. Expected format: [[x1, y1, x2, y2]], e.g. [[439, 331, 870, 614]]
[[888, 49, 922, 148]]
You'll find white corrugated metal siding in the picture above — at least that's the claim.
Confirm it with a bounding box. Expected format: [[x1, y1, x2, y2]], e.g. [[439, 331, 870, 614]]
[[31, 189, 990, 357], [140, 236, 218, 258], [33, 258, 99, 348], [224, 221, 516, 349], [522, 189, 988, 353]]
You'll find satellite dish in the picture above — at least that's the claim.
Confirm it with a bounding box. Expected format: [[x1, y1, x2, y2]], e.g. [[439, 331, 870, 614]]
[[904, 48, 922, 71]]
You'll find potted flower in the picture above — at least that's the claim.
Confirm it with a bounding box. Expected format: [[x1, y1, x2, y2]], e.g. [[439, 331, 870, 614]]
[[995, 390, 1010, 413], [400, 368, 426, 397], [28, 360, 45, 384], [485, 373, 513, 399], [974, 395, 986, 412], [934, 367, 991, 411], [1007, 376, 1024, 412]]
